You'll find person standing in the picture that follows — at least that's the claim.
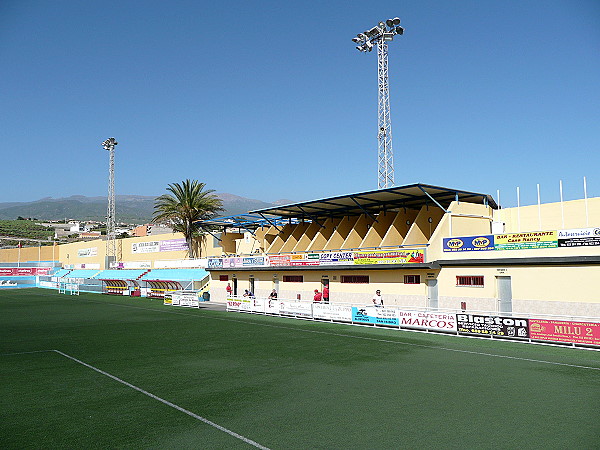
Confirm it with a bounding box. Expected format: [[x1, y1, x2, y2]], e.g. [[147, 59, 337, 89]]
[[268, 289, 278, 300], [226, 283, 232, 296], [322, 283, 329, 303], [372, 289, 383, 307]]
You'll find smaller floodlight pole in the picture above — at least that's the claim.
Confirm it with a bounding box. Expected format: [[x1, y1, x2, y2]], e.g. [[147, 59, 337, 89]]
[[353, 18, 404, 189], [102, 137, 118, 266]]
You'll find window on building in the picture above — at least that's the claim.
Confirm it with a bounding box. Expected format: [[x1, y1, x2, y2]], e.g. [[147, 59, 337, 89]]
[[456, 276, 484, 287], [404, 274, 420, 284], [219, 275, 229, 281], [283, 275, 303, 283], [341, 275, 369, 284]]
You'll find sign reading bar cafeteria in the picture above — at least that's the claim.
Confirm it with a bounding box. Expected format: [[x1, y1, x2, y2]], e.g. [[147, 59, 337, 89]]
[[209, 248, 425, 269]]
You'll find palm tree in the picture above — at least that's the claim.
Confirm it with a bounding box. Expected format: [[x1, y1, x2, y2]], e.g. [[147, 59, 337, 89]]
[[153, 180, 224, 258]]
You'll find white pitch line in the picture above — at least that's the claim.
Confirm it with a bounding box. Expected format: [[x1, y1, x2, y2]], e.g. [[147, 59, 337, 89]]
[[70, 297, 600, 371], [0, 349, 55, 357], [52, 350, 270, 450]]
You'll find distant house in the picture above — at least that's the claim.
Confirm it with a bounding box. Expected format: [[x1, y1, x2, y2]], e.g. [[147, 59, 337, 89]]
[[131, 224, 173, 237]]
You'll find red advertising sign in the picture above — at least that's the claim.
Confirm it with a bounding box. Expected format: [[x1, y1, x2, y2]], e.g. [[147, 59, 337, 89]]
[[0, 267, 51, 276], [529, 319, 600, 346]]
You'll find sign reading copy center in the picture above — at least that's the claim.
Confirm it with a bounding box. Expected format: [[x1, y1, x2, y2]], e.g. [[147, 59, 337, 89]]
[[312, 303, 353, 322], [456, 314, 529, 339]]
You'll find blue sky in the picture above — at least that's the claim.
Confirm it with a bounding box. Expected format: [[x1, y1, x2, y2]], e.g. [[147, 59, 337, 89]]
[[1, 0, 599, 208]]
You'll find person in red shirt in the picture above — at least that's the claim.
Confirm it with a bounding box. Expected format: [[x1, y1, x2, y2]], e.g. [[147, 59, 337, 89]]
[[322, 284, 329, 303], [226, 283, 232, 296], [313, 289, 322, 302]]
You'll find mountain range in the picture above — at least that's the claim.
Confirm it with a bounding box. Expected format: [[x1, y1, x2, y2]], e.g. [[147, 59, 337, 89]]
[[0, 194, 294, 223]]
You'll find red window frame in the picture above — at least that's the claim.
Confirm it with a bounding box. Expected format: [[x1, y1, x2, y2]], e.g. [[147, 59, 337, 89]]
[[456, 276, 484, 287], [341, 275, 369, 284]]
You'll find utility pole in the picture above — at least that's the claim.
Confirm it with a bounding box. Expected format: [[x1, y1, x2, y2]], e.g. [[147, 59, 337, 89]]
[[353, 18, 404, 189], [102, 137, 118, 268]]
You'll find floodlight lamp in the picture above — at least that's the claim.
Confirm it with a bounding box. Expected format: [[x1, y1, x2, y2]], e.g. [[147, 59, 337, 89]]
[[393, 17, 400, 25], [365, 41, 374, 51], [386, 19, 394, 27], [383, 32, 394, 41], [396, 26, 404, 35], [352, 36, 361, 43], [368, 26, 381, 37]]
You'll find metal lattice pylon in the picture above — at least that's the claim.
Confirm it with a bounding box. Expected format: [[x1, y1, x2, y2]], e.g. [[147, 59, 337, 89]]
[[102, 137, 118, 261], [352, 18, 403, 190], [377, 41, 394, 189]]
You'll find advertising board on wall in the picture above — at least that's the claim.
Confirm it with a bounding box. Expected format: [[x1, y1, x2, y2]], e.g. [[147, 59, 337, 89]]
[[0, 267, 51, 276], [443, 236, 494, 252], [456, 314, 529, 338], [494, 231, 558, 250], [77, 247, 98, 257], [557, 228, 600, 248], [353, 250, 424, 265], [209, 247, 426, 270], [397, 310, 457, 332], [529, 319, 600, 346], [132, 239, 188, 254], [312, 303, 353, 322], [351, 307, 399, 326]]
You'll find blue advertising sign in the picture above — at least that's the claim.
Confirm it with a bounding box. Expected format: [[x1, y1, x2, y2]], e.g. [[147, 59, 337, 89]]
[[207, 258, 223, 269], [443, 235, 495, 252], [351, 307, 399, 326], [243, 256, 265, 266]]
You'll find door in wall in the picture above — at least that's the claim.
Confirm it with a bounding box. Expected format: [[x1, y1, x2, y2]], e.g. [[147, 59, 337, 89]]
[[427, 279, 438, 309], [497, 276, 512, 314]]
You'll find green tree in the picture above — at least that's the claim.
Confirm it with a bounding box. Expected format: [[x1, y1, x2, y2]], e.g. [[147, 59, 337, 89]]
[[153, 180, 224, 258]]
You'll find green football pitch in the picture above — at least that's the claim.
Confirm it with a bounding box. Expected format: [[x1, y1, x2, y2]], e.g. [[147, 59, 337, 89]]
[[1, 289, 598, 449]]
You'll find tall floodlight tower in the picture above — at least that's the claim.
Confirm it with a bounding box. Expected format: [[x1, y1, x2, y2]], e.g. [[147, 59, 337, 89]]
[[102, 137, 118, 267], [353, 18, 404, 189]]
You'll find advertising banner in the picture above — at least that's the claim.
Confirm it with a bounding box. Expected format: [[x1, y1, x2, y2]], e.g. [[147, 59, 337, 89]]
[[250, 298, 266, 313], [290, 253, 320, 266], [353, 250, 424, 265], [529, 319, 600, 346], [226, 298, 241, 310], [159, 239, 189, 252], [132, 239, 188, 254], [172, 292, 199, 307], [111, 261, 151, 269], [557, 228, 600, 248], [313, 303, 353, 322], [265, 299, 281, 315], [78, 247, 98, 257], [223, 257, 243, 268], [456, 314, 529, 338], [397, 310, 457, 332], [268, 255, 291, 266], [443, 236, 495, 252], [243, 256, 266, 267], [0, 267, 51, 276], [352, 307, 399, 326], [319, 252, 354, 265], [494, 231, 558, 250], [208, 258, 223, 269], [279, 301, 312, 317]]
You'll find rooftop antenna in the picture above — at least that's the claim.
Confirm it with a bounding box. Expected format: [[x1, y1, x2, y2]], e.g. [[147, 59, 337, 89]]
[[102, 137, 118, 268], [353, 17, 404, 189]]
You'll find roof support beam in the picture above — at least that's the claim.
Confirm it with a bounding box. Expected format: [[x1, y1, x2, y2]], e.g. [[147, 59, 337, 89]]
[[418, 185, 450, 213]]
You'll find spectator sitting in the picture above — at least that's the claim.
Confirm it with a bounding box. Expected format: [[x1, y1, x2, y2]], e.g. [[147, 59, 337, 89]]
[[313, 289, 322, 302]]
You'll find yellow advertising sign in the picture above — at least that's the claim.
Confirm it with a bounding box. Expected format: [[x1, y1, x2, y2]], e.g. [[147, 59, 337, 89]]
[[353, 249, 425, 265], [494, 231, 558, 250]]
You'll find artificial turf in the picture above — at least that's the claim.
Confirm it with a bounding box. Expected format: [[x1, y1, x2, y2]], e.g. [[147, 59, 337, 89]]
[[1, 289, 599, 449]]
